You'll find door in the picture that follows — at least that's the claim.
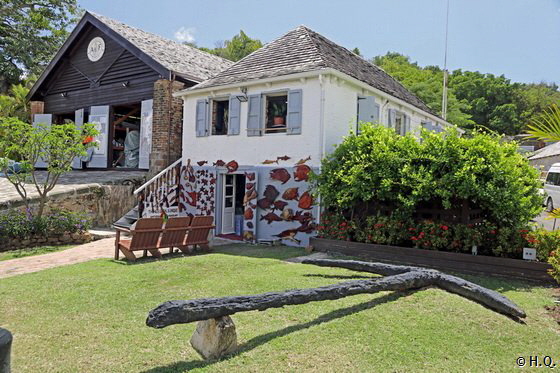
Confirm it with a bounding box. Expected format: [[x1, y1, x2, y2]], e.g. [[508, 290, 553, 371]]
[[221, 174, 236, 234], [139, 99, 153, 169], [72, 109, 84, 169], [32, 114, 52, 168], [88, 105, 110, 168]]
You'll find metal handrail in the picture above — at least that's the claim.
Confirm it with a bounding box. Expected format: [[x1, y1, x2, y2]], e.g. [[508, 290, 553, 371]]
[[133, 158, 182, 195]]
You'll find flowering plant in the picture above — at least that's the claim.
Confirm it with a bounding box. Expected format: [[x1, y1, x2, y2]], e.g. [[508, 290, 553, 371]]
[[316, 211, 354, 241]]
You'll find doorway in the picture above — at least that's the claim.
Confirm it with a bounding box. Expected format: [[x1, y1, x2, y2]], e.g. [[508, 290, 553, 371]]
[[220, 173, 246, 236], [109, 103, 141, 169]]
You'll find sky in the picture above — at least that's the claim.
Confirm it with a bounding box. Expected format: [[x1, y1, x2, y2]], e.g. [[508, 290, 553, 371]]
[[78, 0, 560, 84]]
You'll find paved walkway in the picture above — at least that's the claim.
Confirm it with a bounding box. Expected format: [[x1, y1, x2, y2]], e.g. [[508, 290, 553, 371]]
[[0, 236, 237, 279], [0, 238, 115, 279], [0, 170, 147, 205]]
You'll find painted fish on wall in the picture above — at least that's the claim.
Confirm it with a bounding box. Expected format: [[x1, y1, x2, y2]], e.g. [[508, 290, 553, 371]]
[[294, 164, 311, 182], [269, 168, 291, 184]]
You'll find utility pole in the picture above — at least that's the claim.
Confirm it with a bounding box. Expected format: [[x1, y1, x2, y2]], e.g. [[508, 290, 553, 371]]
[[442, 0, 450, 120]]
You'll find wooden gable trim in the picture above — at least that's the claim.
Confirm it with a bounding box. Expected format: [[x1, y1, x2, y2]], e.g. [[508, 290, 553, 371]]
[[28, 12, 170, 101]]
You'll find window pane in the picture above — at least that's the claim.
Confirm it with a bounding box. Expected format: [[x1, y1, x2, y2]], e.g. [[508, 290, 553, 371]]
[[226, 186, 234, 196], [225, 174, 233, 184], [225, 197, 233, 208], [265, 94, 287, 133], [212, 99, 229, 135]]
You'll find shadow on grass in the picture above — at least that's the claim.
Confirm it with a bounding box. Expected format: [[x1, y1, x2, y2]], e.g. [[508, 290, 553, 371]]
[[111, 243, 306, 266], [303, 273, 376, 280], [140, 291, 410, 373]]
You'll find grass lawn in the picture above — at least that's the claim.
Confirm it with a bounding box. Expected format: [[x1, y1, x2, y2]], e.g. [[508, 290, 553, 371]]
[[0, 245, 74, 261], [0, 244, 558, 372]]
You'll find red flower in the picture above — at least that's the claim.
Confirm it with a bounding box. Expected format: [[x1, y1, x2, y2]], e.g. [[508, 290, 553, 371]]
[[408, 227, 416, 231], [440, 225, 449, 231], [489, 230, 496, 234]]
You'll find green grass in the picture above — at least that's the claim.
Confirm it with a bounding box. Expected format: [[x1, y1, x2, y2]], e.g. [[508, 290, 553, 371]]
[[0, 244, 558, 372], [0, 245, 73, 261]]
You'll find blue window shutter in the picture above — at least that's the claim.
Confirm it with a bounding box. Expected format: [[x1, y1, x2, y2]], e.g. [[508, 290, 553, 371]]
[[228, 95, 240, 135], [373, 103, 380, 123], [247, 94, 262, 136], [403, 115, 411, 134], [388, 109, 395, 128], [357, 96, 376, 123], [195, 99, 208, 137], [287, 89, 303, 135]]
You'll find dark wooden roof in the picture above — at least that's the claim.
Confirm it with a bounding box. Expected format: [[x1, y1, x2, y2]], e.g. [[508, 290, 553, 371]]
[[29, 12, 232, 100], [191, 26, 434, 115]]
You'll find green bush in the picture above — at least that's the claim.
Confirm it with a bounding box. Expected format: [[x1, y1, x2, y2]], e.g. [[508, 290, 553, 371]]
[[548, 249, 560, 284], [0, 208, 91, 241], [312, 125, 542, 257], [527, 229, 560, 262]]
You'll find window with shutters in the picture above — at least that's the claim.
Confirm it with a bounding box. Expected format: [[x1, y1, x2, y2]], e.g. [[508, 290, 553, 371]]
[[394, 112, 405, 135], [211, 98, 229, 135], [264, 92, 288, 133]]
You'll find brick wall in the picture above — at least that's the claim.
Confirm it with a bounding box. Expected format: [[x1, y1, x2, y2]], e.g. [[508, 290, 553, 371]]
[[151, 79, 185, 175], [29, 101, 44, 120]]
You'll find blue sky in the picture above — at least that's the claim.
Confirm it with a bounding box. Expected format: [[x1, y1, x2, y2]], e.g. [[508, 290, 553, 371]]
[[79, 0, 560, 84]]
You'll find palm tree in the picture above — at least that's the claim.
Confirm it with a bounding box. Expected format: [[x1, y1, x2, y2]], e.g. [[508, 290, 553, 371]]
[[527, 104, 560, 218]]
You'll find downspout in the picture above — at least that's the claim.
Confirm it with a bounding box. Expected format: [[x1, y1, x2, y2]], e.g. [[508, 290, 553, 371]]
[[317, 74, 326, 226], [319, 74, 326, 161], [167, 72, 175, 166], [381, 99, 390, 125]]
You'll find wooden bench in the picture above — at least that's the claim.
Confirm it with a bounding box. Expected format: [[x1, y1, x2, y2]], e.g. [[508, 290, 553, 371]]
[[114, 215, 215, 261], [114, 217, 164, 261]]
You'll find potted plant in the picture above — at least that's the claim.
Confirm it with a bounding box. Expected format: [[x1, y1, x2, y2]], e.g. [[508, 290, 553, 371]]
[[271, 102, 287, 126]]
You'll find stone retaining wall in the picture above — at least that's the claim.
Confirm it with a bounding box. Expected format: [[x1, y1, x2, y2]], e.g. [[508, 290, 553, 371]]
[[3, 231, 92, 251], [0, 183, 138, 227]]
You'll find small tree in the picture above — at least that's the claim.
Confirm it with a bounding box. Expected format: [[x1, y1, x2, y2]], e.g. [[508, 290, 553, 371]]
[[0, 117, 98, 217]]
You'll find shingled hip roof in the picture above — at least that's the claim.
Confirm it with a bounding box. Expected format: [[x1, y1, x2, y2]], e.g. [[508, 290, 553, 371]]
[[89, 12, 233, 82], [189, 26, 434, 115]]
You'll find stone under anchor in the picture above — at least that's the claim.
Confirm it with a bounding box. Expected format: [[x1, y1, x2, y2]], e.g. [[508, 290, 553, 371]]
[[190, 316, 238, 360]]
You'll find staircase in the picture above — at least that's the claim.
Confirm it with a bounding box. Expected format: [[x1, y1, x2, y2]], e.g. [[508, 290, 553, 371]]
[[112, 158, 182, 230]]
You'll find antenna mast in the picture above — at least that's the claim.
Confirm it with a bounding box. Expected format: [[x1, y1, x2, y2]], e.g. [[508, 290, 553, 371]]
[[442, 0, 450, 120]]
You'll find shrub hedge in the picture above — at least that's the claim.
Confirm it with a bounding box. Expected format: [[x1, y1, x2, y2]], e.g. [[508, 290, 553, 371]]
[[0, 208, 91, 241]]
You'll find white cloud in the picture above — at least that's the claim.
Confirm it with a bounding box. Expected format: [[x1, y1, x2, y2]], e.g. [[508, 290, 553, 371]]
[[174, 27, 196, 43]]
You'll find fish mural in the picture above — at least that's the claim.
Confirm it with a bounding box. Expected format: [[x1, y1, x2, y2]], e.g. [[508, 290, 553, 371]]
[[260, 212, 283, 224], [263, 185, 280, 202], [243, 189, 257, 206], [282, 187, 299, 200], [294, 164, 311, 182], [197, 160, 208, 166], [298, 191, 314, 210], [226, 160, 239, 173], [270, 168, 291, 184], [276, 155, 291, 161], [262, 159, 279, 165], [245, 172, 256, 181], [273, 229, 301, 245], [295, 156, 311, 165], [213, 160, 226, 167], [272, 200, 288, 211], [244, 208, 254, 220], [257, 197, 272, 209]]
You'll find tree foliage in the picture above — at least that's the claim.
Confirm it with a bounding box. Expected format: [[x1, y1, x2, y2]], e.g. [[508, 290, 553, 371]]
[[373, 52, 560, 135], [0, 83, 30, 121], [195, 30, 263, 62], [0, 117, 98, 217], [0, 0, 79, 92], [312, 125, 542, 233]]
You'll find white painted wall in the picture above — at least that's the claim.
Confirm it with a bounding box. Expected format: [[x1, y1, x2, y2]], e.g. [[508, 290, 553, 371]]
[[182, 78, 323, 168], [181, 71, 449, 168]]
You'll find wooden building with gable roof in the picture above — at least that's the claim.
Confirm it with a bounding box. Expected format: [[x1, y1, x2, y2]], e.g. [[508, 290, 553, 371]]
[[28, 12, 232, 173]]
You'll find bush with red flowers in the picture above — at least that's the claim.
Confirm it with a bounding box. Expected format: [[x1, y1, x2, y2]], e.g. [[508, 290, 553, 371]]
[[316, 211, 354, 241]]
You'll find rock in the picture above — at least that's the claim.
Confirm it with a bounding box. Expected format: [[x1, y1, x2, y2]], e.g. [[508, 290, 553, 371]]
[[60, 234, 72, 243], [20, 239, 30, 246], [190, 316, 237, 360], [71, 233, 81, 240], [47, 237, 58, 244]]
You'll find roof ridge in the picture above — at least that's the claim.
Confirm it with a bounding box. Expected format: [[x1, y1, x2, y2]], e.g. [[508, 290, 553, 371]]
[[87, 11, 233, 66], [298, 25, 329, 69]]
